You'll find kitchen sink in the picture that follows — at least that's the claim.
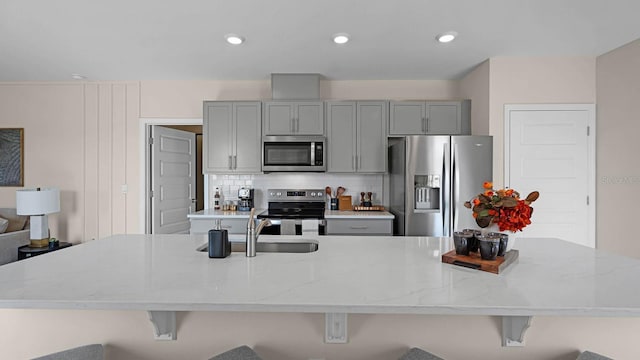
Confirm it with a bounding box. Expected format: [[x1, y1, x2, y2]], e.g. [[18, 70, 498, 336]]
[[197, 240, 319, 254]]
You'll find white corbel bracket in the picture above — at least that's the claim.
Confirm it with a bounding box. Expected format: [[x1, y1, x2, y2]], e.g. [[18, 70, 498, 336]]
[[147, 311, 177, 341], [325, 313, 348, 344], [501, 316, 532, 347]]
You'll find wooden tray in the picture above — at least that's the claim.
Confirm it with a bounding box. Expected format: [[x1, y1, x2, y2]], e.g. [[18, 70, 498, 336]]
[[353, 205, 385, 211], [441, 249, 519, 274]]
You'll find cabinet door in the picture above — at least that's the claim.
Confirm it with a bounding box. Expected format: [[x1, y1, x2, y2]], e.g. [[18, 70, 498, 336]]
[[296, 102, 324, 135], [326, 218, 393, 235], [233, 102, 262, 173], [327, 101, 357, 172], [203, 102, 233, 173], [425, 101, 461, 134], [264, 102, 294, 135], [389, 101, 426, 135], [357, 101, 387, 173]]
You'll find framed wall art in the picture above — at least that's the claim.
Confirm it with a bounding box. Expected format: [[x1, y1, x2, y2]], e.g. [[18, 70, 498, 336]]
[[0, 128, 24, 187]]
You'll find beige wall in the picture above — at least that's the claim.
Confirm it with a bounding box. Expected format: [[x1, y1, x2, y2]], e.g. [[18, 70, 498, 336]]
[[460, 60, 491, 135], [2, 310, 638, 360], [140, 80, 271, 118], [487, 57, 597, 188], [0, 84, 85, 242], [0, 82, 140, 243], [1, 63, 640, 359], [596, 39, 640, 257]]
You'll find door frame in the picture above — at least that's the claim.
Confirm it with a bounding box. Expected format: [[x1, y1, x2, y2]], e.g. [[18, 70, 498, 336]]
[[139, 118, 203, 234], [504, 104, 596, 247]]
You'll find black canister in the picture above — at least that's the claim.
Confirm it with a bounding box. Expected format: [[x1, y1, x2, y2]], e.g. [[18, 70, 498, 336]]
[[208, 229, 230, 258]]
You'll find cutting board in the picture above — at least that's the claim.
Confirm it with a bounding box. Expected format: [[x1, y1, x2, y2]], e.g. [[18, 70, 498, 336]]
[[441, 249, 519, 274]]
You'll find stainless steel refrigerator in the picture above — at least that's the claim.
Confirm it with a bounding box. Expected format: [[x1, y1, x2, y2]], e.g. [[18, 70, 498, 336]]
[[389, 135, 493, 236]]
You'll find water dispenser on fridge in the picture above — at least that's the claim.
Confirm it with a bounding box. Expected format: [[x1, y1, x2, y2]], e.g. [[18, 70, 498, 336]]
[[415, 175, 440, 210]]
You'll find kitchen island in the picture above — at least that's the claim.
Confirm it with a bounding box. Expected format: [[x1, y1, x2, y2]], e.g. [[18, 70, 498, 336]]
[[1, 234, 640, 347]]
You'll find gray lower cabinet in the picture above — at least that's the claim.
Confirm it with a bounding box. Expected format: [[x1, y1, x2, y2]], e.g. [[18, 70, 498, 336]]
[[263, 101, 324, 135], [326, 101, 387, 173], [389, 100, 470, 135], [203, 101, 261, 173], [326, 218, 393, 236], [190, 218, 248, 235]]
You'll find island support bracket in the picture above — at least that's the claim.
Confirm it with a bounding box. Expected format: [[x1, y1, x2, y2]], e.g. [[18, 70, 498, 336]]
[[147, 311, 177, 341], [325, 313, 348, 343], [501, 316, 532, 347]]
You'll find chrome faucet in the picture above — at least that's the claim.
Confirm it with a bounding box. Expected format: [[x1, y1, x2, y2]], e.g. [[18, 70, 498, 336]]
[[246, 208, 272, 257]]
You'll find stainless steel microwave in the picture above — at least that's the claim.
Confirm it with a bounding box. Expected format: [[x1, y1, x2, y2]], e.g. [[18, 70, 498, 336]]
[[262, 136, 326, 172]]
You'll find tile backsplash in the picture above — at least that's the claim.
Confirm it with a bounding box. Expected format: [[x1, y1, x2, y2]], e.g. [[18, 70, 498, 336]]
[[208, 173, 384, 209]]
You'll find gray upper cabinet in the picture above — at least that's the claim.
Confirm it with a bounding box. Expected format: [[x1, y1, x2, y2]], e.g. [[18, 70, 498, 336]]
[[203, 101, 262, 174], [263, 101, 324, 135], [389, 100, 470, 135], [327, 101, 387, 173]]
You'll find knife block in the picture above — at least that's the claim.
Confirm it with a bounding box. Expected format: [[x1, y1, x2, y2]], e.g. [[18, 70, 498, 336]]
[[338, 196, 353, 210]]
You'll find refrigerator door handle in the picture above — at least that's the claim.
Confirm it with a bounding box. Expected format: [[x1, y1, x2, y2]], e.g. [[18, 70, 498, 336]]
[[452, 143, 458, 233], [441, 143, 447, 235]]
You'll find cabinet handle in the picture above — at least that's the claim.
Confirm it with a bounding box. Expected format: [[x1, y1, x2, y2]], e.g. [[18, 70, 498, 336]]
[[228, 155, 233, 170], [233, 155, 237, 169], [291, 118, 295, 133], [422, 117, 426, 133], [350, 226, 368, 229], [426, 117, 429, 132], [352, 156, 356, 170]]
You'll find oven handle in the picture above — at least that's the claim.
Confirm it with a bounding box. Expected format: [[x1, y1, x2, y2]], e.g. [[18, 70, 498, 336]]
[[259, 218, 326, 226]]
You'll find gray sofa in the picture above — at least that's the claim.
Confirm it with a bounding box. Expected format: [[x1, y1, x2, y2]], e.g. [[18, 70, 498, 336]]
[[0, 208, 30, 265]]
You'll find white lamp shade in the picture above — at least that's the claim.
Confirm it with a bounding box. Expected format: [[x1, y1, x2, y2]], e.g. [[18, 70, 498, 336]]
[[16, 188, 60, 215]]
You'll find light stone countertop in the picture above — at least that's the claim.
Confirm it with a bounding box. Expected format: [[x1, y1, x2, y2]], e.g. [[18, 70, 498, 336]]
[[189, 209, 394, 220], [324, 210, 394, 219], [0, 234, 640, 317], [188, 209, 263, 219]]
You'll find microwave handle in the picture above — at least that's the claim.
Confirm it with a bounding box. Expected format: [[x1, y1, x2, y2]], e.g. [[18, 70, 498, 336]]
[[310, 142, 315, 165]]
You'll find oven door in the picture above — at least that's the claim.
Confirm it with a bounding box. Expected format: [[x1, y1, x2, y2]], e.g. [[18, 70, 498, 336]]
[[259, 219, 326, 236], [262, 136, 325, 172]]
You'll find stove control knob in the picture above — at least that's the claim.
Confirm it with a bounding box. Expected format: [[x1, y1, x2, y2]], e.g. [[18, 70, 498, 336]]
[[269, 192, 275, 197], [310, 192, 316, 197], [276, 192, 282, 197]]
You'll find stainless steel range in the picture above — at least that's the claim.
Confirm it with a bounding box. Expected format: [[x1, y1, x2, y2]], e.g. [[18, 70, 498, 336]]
[[257, 189, 326, 235]]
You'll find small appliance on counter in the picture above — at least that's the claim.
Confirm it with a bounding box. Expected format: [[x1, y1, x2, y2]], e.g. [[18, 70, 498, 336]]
[[238, 187, 254, 211]]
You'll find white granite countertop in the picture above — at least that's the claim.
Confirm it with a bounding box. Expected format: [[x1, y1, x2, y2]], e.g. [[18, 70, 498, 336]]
[[1, 235, 640, 317], [188, 209, 263, 219], [324, 210, 394, 219], [190, 209, 393, 220]]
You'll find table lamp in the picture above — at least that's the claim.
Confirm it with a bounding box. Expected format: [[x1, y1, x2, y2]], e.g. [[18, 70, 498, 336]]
[[16, 187, 60, 248]]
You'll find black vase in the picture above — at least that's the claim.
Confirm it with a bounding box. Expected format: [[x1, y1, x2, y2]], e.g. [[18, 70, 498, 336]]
[[462, 229, 481, 252], [453, 231, 472, 256], [478, 236, 500, 260], [488, 232, 509, 256]]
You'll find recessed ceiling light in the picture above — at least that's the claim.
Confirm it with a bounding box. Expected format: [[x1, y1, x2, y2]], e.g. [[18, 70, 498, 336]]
[[225, 34, 245, 45], [436, 31, 458, 43], [71, 73, 86, 80], [333, 33, 350, 44]]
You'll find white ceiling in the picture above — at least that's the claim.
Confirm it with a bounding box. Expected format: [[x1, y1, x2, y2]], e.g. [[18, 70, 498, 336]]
[[2, 0, 639, 82]]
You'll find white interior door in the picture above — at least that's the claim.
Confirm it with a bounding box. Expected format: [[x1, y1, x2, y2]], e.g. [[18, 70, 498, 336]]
[[505, 104, 595, 248], [151, 126, 196, 234]]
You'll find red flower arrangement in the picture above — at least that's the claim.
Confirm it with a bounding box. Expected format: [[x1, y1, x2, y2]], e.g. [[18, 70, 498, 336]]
[[464, 181, 539, 232]]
